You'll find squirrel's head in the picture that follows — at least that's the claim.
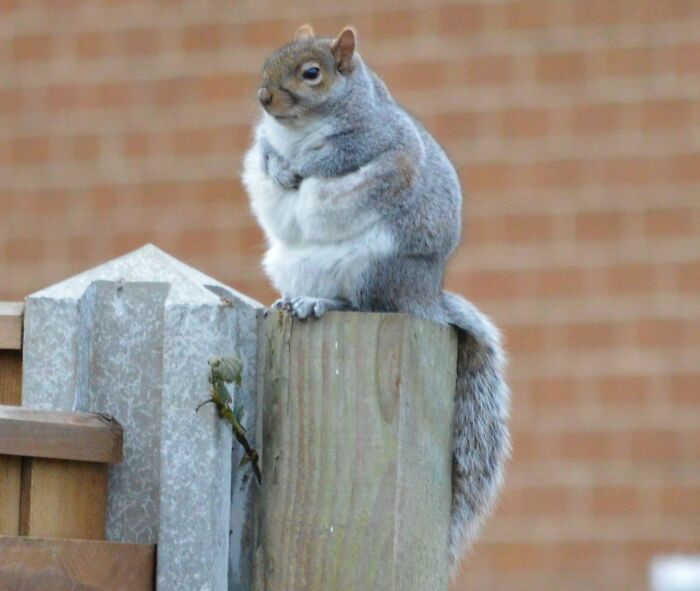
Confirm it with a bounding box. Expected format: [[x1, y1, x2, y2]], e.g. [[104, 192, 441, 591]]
[[257, 24, 356, 125]]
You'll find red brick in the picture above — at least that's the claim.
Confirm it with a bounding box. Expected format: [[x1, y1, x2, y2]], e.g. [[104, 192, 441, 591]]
[[531, 267, 585, 297], [502, 323, 548, 355], [668, 152, 700, 182], [198, 73, 258, 103], [45, 83, 80, 111], [170, 129, 216, 156], [120, 28, 160, 56], [10, 136, 51, 164], [524, 159, 583, 189], [603, 156, 665, 186], [677, 261, 700, 293], [634, 318, 688, 349], [605, 263, 655, 294], [372, 9, 423, 39], [536, 51, 587, 84], [12, 33, 52, 61], [565, 321, 617, 350], [573, 0, 626, 25], [242, 19, 290, 48], [510, 428, 561, 462], [501, 107, 551, 137], [437, 3, 485, 35], [528, 375, 579, 408], [644, 208, 695, 239], [598, 374, 650, 407], [571, 103, 623, 135], [122, 132, 152, 159], [668, 373, 700, 405], [0, 89, 21, 113], [462, 161, 513, 193], [669, 42, 700, 75], [639, 99, 693, 131], [560, 431, 615, 461], [380, 61, 447, 91], [626, 429, 681, 461], [70, 135, 101, 162], [460, 269, 521, 301], [658, 485, 700, 515], [95, 82, 136, 109], [463, 216, 505, 246], [461, 54, 514, 86], [501, 213, 554, 243], [431, 112, 478, 140], [75, 31, 104, 59], [590, 485, 640, 514], [575, 211, 625, 242], [637, 0, 700, 23], [4, 237, 46, 263], [110, 231, 154, 254], [501, 485, 575, 516], [505, 0, 556, 29], [181, 24, 227, 51]]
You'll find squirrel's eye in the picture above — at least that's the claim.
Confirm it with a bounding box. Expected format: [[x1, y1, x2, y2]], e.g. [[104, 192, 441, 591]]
[[302, 67, 320, 80]]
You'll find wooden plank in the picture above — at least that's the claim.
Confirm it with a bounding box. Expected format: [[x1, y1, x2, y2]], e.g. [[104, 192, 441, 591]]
[[253, 312, 456, 591], [19, 458, 108, 540], [0, 302, 23, 350], [0, 456, 21, 535], [0, 351, 22, 406], [0, 535, 155, 591], [0, 352, 22, 536], [0, 406, 123, 464]]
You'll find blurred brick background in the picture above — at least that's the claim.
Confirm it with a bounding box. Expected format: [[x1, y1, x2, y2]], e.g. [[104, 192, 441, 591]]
[[1, 1, 699, 589]]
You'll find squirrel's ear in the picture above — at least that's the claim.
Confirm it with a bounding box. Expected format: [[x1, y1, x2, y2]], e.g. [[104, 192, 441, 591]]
[[331, 26, 356, 73], [295, 24, 314, 41]]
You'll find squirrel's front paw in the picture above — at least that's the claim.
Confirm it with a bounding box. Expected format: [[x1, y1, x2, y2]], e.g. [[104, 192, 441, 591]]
[[272, 167, 302, 191]]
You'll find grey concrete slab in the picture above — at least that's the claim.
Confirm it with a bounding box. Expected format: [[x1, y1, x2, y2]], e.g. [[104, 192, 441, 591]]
[[20, 245, 263, 591]]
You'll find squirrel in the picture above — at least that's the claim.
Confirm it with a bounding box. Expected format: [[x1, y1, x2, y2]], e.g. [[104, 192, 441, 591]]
[[242, 24, 511, 573]]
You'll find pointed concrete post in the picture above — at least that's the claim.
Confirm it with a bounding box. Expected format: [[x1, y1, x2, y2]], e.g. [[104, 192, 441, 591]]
[[21, 245, 262, 591]]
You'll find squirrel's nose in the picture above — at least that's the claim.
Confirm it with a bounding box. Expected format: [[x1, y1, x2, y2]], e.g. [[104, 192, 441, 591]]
[[257, 86, 273, 107]]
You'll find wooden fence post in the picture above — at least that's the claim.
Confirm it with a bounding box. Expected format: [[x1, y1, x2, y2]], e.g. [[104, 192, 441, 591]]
[[253, 311, 457, 591]]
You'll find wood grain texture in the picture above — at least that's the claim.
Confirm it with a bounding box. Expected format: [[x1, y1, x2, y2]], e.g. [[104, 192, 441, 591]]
[[0, 535, 155, 591], [0, 302, 23, 350], [19, 458, 108, 540], [0, 406, 123, 464], [254, 311, 457, 591], [0, 352, 22, 536], [0, 351, 22, 406], [0, 456, 21, 535]]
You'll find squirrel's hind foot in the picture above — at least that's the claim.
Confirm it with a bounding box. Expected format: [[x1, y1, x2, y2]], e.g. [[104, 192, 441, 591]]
[[272, 296, 351, 320]]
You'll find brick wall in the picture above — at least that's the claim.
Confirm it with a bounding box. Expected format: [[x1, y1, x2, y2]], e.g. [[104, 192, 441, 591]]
[[1, 2, 699, 589]]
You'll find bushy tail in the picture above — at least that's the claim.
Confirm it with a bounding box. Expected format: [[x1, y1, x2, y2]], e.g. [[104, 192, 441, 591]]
[[441, 291, 511, 572]]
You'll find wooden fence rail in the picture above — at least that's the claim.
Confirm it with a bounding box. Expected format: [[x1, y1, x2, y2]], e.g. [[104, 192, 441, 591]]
[[0, 306, 156, 590]]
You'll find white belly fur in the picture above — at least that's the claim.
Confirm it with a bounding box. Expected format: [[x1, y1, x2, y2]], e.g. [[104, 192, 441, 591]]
[[243, 138, 396, 302]]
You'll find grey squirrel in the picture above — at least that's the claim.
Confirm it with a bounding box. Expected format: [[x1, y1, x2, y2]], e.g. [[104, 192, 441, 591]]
[[242, 24, 510, 572]]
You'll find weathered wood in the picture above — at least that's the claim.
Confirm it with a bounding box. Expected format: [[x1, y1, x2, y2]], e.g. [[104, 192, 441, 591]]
[[0, 535, 156, 591], [0, 456, 21, 535], [0, 352, 22, 535], [0, 302, 23, 350], [19, 458, 109, 540], [253, 311, 457, 591], [0, 406, 123, 464], [0, 351, 22, 406]]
